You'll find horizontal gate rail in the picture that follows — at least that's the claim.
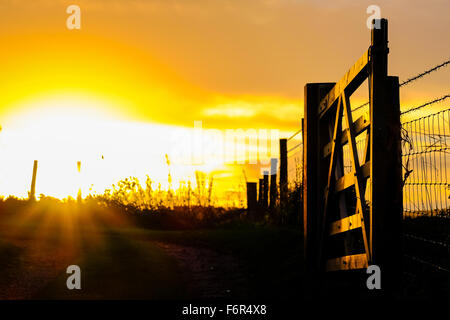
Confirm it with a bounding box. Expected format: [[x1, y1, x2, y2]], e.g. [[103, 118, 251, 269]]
[[326, 254, 368, 272]]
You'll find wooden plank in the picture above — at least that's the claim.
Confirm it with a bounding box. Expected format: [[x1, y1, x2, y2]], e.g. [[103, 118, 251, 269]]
[[323, 113, 370, 158], [318, 50, 369, 118], [359, 131, 371, 202], [334, 172, 354, 194], [342, 92, 371, 262], [363, 127, 370, 164], [327, 112, 350, 255], [334, 161, 371, 193], [318, 96, 343, 269], [322, 96, 343, 214], [326, 253, 368, 271], [329, 213, 363, 236]]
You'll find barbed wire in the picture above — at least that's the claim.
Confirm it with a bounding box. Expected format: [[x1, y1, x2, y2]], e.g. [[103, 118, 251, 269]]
[[400, 59, 450, 87], [352, 101, 369, 113], [351, 59, 450, 113], [287, 129, 302, 141], [403, 233, 449, 248], [400, 95, 450, 115], [354, 94, 450, 115], [404, 254, 450, 273], [401, 107, 450, 124]]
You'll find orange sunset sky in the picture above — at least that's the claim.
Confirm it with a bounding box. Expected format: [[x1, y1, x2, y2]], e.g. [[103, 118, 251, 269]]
[[0, 0, 448, 201]]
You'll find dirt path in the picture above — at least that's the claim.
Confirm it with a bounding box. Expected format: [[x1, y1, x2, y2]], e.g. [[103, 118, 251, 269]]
[[0, 231, 251, 299], [0, 205, 254, 299], [156, 241, 250, 299], [0, 238, 77, 299]]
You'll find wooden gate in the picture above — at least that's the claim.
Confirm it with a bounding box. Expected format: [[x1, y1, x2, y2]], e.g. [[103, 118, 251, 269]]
[[303, 19, 403, 292]]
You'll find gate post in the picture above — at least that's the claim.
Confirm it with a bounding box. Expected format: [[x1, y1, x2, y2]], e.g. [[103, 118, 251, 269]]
[[303, 83, 335, 285], [370, 19, 403, 294]]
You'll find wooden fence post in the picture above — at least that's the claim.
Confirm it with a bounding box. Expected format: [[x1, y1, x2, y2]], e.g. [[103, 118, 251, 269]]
[[246, 182, 257, 218], [303, 82, 335, 285], [77, 161, 82, 202], [300, 118, 305, 226], [258, 178, 264, 206], [279, 139, 288, 206], [263, 170, 269, 209], [370, 19, 402, 294], [29, 160, 38, 201], [270, 158, 278, 209]]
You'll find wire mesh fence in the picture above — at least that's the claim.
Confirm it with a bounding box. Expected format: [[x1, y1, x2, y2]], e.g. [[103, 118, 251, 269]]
[[398, 59, 450, 285], [401, 108, 450, 218], [286, 129, 303, 190], [284, 107, 450, 220]]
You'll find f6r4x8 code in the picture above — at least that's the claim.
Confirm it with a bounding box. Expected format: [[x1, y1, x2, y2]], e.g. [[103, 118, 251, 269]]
[[226, 305, 267, 315]]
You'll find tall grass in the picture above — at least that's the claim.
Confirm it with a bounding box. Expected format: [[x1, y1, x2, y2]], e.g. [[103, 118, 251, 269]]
[[97, 172, 240, 211]]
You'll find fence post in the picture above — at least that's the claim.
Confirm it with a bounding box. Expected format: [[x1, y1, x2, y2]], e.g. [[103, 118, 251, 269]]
[[279, 139, 288, 206], [300, 118, 305, 226], [370, 19, 402, 294], [77, 161, 82, 202], [303, 82, 335, 289], [270, 158, 278, 209], [246, 182, 257, 218], [29, 160, 38, 201], [263, 170, 269, 209], [258, 178, 264, 206]]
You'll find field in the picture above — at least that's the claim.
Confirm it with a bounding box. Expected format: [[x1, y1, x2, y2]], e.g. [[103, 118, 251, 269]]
[[0, 198, 302, 300], [0, 196, 448, 300]]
